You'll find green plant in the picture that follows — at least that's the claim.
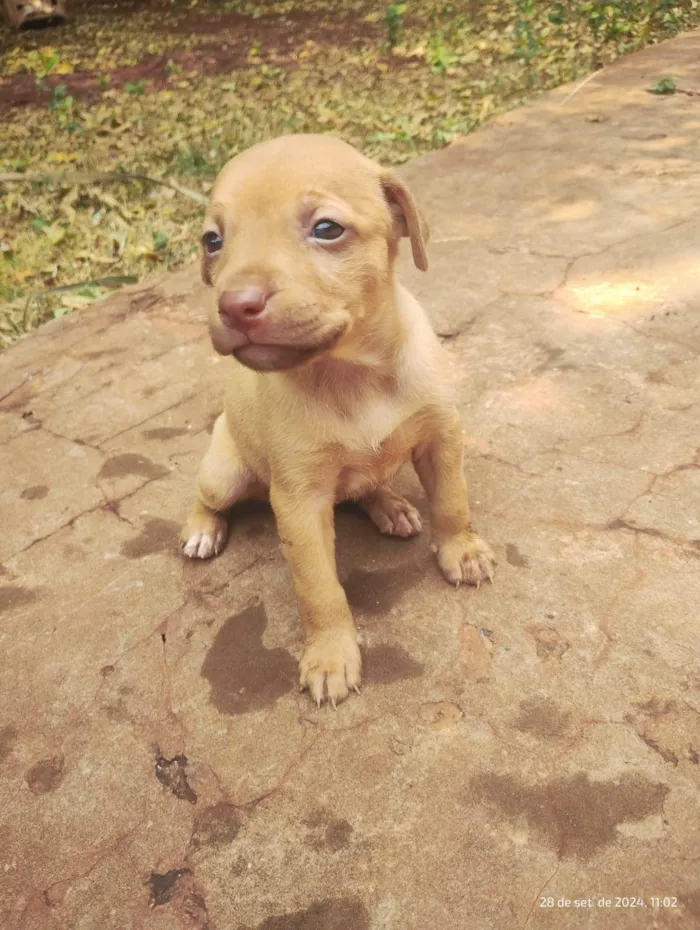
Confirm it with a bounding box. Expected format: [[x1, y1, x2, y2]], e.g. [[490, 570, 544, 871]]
[[34, 50, 60, 85], [49, 84, 72, 112], [47, 84, 81, 131], [124, 79, 147, 95], [513, 0, 540, 76], [384, 3, 407, 52], [650, 76, 677, 94], [427, 32, 457, 74], [153, 231, 169, 251]]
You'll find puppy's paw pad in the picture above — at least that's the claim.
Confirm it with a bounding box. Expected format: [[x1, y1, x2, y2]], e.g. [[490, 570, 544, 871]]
[[436, 533, 495, 588], [300, 629, 362, 707]]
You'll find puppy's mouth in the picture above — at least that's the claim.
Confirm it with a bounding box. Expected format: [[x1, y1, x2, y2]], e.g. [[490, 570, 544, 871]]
[[210, 320, 348, 372]]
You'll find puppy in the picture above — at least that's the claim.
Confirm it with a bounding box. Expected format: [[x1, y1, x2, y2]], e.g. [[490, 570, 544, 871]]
[[182, 134, 494, 707]]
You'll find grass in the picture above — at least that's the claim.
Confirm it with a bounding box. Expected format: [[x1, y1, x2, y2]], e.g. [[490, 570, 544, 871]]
[[1, 0, 699, 346]]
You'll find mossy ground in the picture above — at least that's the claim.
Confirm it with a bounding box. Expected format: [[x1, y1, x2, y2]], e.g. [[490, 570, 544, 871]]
[[1, 0, 698, 346]]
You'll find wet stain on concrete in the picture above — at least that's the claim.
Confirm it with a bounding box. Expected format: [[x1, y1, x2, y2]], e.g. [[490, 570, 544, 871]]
[[190, 801, 243, 851], [149, 868, 190, 906], [243, 898, 370, 930], [607, 518, 664, 539], [471, 772, 668, 858], [638, 733, 679, 767], [364, 644, 424, 684], [303, 807, 328, 828], [148, 866, 209, 922], [25, 754, 65, 794], [325, 819, 353, 851], [121, 518, 179, 558], [155, 752, 197, 804], [505, 543, 529, 568], [142, 426, 189, 441], [98, 453, 168, 481], [515, 698, 571, 738], [304, 810, 353, 852], [645, 369, 668, 385], [636, 697, 675, 717], [0, 586, 40, 614], [201, 602, 296, 714], [528, 625, 570, 660], [343, 562, 426, 615], [0, 725, 18, 765], [21, 485, 49, 501]]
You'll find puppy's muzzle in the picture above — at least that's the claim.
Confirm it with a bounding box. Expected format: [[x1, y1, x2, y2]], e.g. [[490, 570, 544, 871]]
[[212, 287, 348, 372], [219, 286, 270, 332]]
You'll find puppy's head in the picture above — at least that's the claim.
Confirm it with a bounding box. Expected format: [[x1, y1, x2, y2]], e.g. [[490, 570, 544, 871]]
[[200, 134, 428, 372]]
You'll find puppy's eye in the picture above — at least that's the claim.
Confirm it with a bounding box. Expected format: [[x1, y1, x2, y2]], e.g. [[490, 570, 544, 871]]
[[311, 219, 345, 241], [202, 231, 223, 254]]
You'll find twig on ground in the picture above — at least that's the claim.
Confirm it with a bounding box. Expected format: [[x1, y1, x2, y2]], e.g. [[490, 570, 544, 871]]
[[560, 68, 604, 105], [21, 274, 139, 326]]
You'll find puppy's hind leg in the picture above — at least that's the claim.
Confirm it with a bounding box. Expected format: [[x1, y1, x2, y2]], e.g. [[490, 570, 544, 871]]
[[358, 485, 422, 538], [182, 413, 256, 559]]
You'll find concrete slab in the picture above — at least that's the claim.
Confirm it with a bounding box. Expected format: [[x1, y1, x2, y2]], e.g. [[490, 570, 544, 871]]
[[2, 31, 700, 930]]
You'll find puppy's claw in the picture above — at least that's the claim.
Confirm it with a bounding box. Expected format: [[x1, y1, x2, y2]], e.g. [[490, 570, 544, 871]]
[[299, 629, 362, 708], [365, 493, 422, 538], [435, 532, 496, 589]]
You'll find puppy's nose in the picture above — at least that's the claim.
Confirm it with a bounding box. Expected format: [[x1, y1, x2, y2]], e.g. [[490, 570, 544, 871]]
[[218, 287, 269, 328]]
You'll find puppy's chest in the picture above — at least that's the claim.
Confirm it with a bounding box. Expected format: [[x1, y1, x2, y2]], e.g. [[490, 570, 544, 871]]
[[332, 398, 423, 500]]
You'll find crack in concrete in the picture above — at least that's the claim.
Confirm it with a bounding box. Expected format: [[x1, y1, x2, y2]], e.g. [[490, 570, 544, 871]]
[[101, 391, 200, 445], [523, 861, 562, 929], [5, 465, 176, 563], [33, 821, 144, 917], [0, 373, 33, 405]]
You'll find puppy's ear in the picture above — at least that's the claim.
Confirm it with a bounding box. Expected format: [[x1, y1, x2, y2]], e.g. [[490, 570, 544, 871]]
[[380, 171, 429, 272]]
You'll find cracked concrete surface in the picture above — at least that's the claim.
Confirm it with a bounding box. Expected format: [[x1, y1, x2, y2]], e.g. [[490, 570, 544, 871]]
[[2, 32, 700, 930]]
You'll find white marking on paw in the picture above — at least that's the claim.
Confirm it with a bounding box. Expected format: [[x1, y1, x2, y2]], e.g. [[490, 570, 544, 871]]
[[183, 532, 219, 559]]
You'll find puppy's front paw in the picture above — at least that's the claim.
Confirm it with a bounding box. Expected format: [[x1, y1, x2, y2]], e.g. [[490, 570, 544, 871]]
[[181, 510, 228, 559], [300, 628, 362, 708], [433, 532, 495, 588]]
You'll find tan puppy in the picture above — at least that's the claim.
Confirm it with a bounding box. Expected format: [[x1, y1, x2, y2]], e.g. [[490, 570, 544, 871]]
[[182, 134, 494, 706]]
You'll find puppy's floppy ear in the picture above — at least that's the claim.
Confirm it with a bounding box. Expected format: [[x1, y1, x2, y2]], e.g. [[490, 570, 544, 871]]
[[380, 171, 429, 272]]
